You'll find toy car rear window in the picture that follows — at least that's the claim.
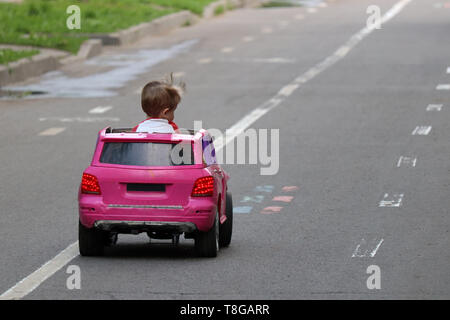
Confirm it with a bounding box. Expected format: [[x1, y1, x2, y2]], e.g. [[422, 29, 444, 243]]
[[99, 142, 194, 166]]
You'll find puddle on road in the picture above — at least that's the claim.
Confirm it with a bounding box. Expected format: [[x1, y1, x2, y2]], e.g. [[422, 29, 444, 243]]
[[2, 39, 197, 99]]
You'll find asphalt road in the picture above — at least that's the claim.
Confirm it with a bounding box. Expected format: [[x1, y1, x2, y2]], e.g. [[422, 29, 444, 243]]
[[0, 0, 449, 299]]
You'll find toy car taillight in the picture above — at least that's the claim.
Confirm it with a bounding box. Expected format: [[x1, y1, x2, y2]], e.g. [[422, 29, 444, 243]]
[[191, 176, 214, 197], [81, 173, 101, 195]]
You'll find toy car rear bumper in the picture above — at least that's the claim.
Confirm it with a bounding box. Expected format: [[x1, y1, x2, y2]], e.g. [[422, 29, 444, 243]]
[[79, 197, 216, 232], [94, 220, 197, 234]]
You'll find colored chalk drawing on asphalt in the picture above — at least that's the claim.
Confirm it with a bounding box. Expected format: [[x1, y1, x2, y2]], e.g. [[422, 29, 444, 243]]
[[260, 206, 283, 214], [5, 40, 197, 98], [282, 186, 299, 192], [272, 196, 294, 203], [241, 195, 265, 203], [234, 206, 253, 214], [254, 185, 274, 193]]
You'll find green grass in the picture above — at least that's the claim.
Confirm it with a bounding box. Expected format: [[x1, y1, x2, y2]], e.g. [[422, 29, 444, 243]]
[[262, 1, 297, 8], [0, 48, 40, 65], [213, 5, 225, 16], [0, 0, 217, 54]]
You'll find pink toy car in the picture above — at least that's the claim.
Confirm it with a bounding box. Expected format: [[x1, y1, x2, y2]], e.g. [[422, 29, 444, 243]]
[[78, 127, 232, 257]]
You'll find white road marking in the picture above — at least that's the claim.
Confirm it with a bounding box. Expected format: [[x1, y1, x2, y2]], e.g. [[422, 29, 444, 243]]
[[447, 67, 450, 73], [352, 238, 384, 258], [0, 242, 78, 300], [173, 71, 186, 78], [1, 0, 412, 300], [436, 84, 450, 90], [426, 104, 442, 111], [197, 58, 212, 64], [242, 36, 255, 42], [253, 57, 295, 64], [221, 47, 234, 53], [335, 46, 351, 57], [39, 117, 120, 123], [294, 13, 305, 20], [38, 127, 66, 136], [261, 27, 273, 34], [278, 20, 289, 29], [307, 8, 318, 13], [379, 193, 404, 207], [279, 84, 299, 96], [412, 126, 432, 135], [318, 2, 328, 8], [89, 105, 113, 114], [397, 156, 417, 168]]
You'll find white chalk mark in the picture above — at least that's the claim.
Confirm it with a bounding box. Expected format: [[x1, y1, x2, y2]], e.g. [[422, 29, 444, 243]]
[[426, 104, 443, 111], [352, 238, 384, 258], [379, 193, 404, 207], [412, 126, 432, 135], [89, 105, 113, 114], [397, 156, 417, 168], [38, 127, 66, 136]]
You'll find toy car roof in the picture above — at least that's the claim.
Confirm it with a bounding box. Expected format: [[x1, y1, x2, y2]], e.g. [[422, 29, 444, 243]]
[[99, 127, 209, 143]]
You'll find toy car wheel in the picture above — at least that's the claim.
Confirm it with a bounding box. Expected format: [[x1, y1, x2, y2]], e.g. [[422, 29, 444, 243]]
[[219, 192, 233, 248], [78, 221, 107, 256], [195, 212, 219, 257]]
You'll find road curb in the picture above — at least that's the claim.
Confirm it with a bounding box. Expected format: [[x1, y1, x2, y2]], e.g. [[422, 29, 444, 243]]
[[0, 0, 267, 87], [0, 48, 69, 87]]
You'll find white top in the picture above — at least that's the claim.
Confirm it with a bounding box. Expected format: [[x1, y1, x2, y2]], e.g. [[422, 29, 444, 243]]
[[135, 119, 174, 134]]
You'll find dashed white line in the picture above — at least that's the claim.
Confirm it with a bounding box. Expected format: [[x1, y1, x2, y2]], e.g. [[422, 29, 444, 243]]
[[294, 13, 305, 20], [412, 126, 432, 135], [307, 8, 318, 13], [253, 57, 295, 64], [446, 67, 450, 74], [221, 47, 234, 53], [261, 27, 273, 34], [38, 127, 66, 136], [436, 84, 450, 90], [89, 105, 113, 114], [39, 117, 120, 123], [2, 0, 413, 300], [197, 58, 212, 64], [242, 36, 255, 42], [426, 104, 443, 111]]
